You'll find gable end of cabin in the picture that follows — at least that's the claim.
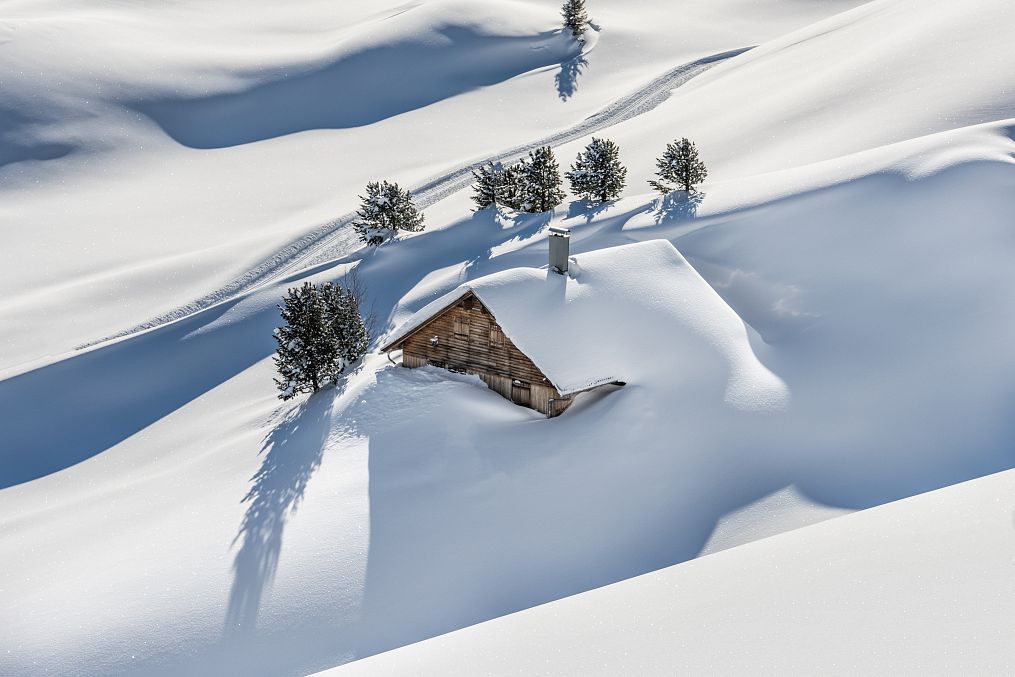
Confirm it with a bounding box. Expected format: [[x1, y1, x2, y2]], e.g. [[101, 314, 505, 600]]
[[389, 293, 573, 417]]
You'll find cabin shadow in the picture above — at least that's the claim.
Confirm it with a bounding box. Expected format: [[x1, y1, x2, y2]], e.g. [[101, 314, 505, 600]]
[[340, 367, 756, 663], [555, 53, 588, 101], [224, 393, 335, 639]]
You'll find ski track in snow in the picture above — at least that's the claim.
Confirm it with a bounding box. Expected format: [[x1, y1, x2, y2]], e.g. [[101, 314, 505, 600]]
[[80, 47, 750, 350]]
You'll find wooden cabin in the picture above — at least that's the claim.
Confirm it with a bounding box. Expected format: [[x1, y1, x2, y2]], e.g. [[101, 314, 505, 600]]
[[380, 227, 636, 417], [380, 290, 575, 416]]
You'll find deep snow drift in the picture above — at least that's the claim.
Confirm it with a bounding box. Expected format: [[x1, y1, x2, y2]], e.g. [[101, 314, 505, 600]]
[[2, 0, 1015, 675], [330, 467, 1015, 676]]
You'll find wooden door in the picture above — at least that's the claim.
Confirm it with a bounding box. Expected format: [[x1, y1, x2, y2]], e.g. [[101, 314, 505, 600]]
[[511, 381, 531, 407]]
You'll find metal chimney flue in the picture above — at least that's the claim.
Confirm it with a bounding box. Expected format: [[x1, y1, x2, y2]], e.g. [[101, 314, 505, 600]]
[[548, 226, 570, 274]]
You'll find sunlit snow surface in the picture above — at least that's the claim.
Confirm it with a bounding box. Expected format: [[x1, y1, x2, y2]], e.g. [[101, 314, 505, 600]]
[[2, 0, 1015, 675]]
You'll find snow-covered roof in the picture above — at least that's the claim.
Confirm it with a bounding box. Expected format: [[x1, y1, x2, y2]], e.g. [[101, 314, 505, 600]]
[[381, 239, 699, 396]]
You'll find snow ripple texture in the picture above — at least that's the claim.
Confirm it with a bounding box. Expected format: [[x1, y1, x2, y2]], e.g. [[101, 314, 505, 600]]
[[81, 47, 750, 350]]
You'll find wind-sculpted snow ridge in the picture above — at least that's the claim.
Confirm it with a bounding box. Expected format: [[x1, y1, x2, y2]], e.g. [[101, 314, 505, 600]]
[[77, 47, 750, 351]]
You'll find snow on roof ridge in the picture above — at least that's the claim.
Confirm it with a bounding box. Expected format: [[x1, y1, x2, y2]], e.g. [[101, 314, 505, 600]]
[[381, 239, 685, 394]]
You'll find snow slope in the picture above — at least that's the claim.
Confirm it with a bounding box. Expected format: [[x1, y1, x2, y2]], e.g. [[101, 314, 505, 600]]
[[328, 467, 1015, 676], [0, 0, 861, 372], [4, 120, 1014, 677], [546, 0, 1015, 189], [3, 0, 1015, 675], [84, 45, 748, 352]]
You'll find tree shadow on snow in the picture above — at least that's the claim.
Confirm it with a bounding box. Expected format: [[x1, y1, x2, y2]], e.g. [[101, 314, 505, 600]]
[[357, 207, 554, 340], [1004, 123, 1015, 145], [654, 190, 704, 224], [223, 392, 335, 639], [0, 204, 546, 492], [565, 198, 615, 224], [555, 53, 588, 101]]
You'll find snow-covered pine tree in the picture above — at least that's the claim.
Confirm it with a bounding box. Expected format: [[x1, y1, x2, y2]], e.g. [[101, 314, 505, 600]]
[[273, 281, 338, 400], [470, 161, 506, 210], [648, 137, 708, 194], [521, 146, 566, 213], [319, 282, 369, 376], [499, 159, 530, 211], [353, 180, 425, 246], [566, 137, 627, 202], [561, 0, 590, 39]]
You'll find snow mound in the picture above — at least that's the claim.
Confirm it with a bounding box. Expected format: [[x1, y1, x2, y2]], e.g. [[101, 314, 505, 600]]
[[384, 239, 788, 404]]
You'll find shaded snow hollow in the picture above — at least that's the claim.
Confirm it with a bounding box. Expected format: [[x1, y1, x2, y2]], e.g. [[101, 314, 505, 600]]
[[383, 239, 789, 406]]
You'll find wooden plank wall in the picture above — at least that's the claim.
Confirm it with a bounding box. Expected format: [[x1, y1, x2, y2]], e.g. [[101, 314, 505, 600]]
[[398, 293, 574, 416]]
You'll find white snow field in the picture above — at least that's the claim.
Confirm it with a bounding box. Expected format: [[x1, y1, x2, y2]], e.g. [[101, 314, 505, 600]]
[[2, 0, 1015, 675], [327, 467, 1015, 676]]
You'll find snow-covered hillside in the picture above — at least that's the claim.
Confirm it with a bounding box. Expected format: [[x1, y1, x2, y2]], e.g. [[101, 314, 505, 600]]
[[0, 0, 861, 372], [328, 468, 1015, 676], [2, 0, 1014, 675]]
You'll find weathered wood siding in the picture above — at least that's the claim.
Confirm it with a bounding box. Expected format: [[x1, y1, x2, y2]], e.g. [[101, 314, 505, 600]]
[[396, 293, 574, 417]]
